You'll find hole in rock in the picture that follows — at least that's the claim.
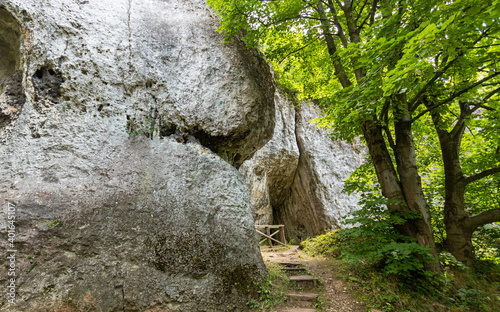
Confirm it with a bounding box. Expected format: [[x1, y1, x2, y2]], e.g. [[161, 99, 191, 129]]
[[32, 67, 64, 103], [35, 69, 44, 79]]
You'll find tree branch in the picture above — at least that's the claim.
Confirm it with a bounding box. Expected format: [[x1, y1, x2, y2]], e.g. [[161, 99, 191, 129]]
[[328, 0, 349, 48], [355, 0, 370, 23], [470, 86, 500, 114], [469, 208, 500, 231], [484, 82, 500, 86], [358, 9, 373, 30], [317, 0, 352, 88], [383, 125, 396, 151], [466, 43, 500, 49], [408, 56, 460, 113], [410, 72, 500, 123], [465, 167, 500, 185], [482, 85, 500, 102], [409, 26, 493, 114], [369, 0, 378, 25], [278, 38, 320, 63], [334, 0, 345, 10]]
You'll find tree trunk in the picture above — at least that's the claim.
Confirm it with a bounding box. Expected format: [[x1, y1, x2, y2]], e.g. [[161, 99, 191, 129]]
[[393, 96, 441, 272], [438, 129, 474, 265], [324, 1, 441, 273], [445, 208, 474, 267], [431, 105, 476, 266], [362, 118, 441, 273]]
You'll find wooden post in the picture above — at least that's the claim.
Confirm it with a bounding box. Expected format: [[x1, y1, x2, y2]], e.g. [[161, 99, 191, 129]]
[[266, 226, 272, 247], [255, 225, 287, 247], [279, 225, 286, 245]]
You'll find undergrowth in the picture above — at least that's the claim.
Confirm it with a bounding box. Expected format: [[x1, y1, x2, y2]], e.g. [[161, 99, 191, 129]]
[[247, 261, 292, 311], [299, 164, 500, 311], [301, 231, 500, 311]]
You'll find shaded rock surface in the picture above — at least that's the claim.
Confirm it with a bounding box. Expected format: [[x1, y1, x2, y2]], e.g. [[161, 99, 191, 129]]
[[241, 99, 366, 242], [2, 140, 265, 311], [240, 93, 299, 225], [0, 0, 273, 311]]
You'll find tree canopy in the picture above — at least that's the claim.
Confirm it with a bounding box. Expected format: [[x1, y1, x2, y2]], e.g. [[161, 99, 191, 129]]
[[208, 0, 500, 268]]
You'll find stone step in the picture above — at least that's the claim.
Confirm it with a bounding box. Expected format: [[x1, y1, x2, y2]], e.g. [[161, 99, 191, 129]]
[[286, 291, 319, 301], [289, 275, 318, 282], [289, 275, 318, 287], [277, 261, 302, 267], [283, 266, 307, 272], [261, 247, 289, 252]]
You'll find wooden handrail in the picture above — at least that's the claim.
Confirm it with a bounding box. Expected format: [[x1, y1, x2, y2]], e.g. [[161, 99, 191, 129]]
[[255, 225, 287, 247], [255, 225, 284, 228]]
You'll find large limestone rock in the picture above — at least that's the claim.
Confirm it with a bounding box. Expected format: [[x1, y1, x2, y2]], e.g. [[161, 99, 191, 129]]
[[0, 0, 273, 311], [241, 98, 366, 242], [240, 93, 299, 225], [278, 103, 365, 241]]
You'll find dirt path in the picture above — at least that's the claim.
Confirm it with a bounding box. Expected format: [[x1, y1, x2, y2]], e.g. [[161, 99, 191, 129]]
[[261, 246, 365, 312]]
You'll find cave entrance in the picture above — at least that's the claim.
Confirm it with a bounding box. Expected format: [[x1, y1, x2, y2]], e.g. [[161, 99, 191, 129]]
[[0, 6, 24, 133], [0, 6, 21, 83]]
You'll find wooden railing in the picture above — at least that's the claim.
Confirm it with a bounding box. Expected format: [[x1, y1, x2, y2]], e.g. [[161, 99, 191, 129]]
[[255, 225, 287, 247]]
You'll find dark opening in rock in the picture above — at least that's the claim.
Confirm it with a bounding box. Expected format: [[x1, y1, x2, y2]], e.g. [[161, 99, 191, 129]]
[[35, 68, 44, 79], [32, 67, 64, 103], [0, 7, 21, 83], [0, 6, 24, 135]]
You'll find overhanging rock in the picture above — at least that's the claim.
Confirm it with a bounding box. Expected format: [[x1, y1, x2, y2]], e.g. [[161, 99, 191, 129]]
[[0, 0, 273, 310]]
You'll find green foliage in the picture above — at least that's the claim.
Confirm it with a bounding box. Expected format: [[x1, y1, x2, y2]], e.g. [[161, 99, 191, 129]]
[[126, 119, 156, 139], [209, 0, 499, 139], [439, 252, 469, 271], [247, 262, 291, 310], [301, 230, 341, 258], [46, 219, 60, 228], [303, 233, 500, 311], [455, 288, 489, 311], [209, 0, 500, 268], [473, 223, 500, 263], [303, 161, 437, 278], [340, 195, 436, 278], [245, 299, 259, 309], [342, 167, 436, 276]]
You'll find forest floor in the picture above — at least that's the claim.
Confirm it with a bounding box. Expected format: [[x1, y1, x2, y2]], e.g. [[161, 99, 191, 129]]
[[260, 245, 367, 312]]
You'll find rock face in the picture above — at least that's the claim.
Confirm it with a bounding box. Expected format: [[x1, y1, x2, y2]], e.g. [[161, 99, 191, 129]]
[[241, 97, 366, 242], [240, 93, 299, 225], [0, 0, 273, 311]]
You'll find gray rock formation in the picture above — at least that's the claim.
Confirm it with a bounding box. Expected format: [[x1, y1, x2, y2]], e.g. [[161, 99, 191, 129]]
[[241, 97, 366, 242], [240, 93, 299, 225], [0, 0, 273, 311]]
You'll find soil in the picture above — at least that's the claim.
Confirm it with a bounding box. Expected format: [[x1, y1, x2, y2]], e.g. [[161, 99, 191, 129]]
[[261, 246, 366, 312]]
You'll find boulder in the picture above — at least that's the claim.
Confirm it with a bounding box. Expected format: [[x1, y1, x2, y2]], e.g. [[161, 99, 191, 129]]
[[0, 0, 273, 310]]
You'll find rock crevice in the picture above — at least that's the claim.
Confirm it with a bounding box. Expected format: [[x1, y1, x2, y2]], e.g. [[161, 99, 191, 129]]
[[241, 95, 366, 242]]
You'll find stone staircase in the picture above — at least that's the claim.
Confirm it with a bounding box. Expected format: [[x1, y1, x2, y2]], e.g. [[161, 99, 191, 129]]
[[279, 262, 321, 312]]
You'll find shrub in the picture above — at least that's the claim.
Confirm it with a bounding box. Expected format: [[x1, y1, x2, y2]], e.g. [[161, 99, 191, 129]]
[[300, 230, 341, 258], [338, 193, 436, 278]]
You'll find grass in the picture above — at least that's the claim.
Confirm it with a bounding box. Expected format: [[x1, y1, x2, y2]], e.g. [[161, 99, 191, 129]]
[[247, 261, 293, 311]]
